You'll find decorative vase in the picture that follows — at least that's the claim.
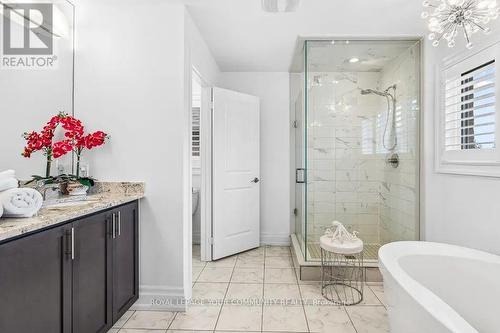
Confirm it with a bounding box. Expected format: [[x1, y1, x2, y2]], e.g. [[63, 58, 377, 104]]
[[60, 181, 89, 196]]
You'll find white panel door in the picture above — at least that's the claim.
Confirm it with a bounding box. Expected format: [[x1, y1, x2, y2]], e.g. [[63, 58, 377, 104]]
[[212, 87, 260, 260]]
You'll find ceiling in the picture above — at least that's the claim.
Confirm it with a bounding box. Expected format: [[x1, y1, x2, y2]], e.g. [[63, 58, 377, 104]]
[[183, 0, 427, 72]]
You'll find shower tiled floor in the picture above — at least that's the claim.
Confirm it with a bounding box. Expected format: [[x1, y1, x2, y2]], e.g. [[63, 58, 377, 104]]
[[109, 246, 388, 333], [307, 243, 381, 261]]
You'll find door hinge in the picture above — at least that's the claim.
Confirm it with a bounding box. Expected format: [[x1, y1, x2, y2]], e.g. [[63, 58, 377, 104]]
[[292, 120, 298, 128], [209, 237, 214, 245], [293, 208, 298, 216]]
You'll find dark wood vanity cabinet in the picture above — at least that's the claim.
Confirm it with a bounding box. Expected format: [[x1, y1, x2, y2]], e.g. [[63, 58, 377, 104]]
[[111, 202, 139, 323], [0, 200, 139, 333]]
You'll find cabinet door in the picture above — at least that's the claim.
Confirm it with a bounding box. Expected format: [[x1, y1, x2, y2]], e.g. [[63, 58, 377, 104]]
[[72, 213, 113, 333], [112, 201, 139, 322], [0, 225, 72, 333]]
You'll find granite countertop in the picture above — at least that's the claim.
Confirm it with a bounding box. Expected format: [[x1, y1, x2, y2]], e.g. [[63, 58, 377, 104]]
[[0, 182, 145, 242]]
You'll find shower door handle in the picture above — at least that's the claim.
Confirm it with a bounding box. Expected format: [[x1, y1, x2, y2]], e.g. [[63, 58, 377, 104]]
[[296, 168, 306, 184]]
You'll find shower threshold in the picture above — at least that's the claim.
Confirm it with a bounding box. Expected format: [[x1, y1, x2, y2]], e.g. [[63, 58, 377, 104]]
[[307, 243, 381, 261], [290, 234, 383, 282]]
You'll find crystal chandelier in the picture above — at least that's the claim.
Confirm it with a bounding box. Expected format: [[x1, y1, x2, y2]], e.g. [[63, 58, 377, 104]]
[[422, 0, 500, 49]]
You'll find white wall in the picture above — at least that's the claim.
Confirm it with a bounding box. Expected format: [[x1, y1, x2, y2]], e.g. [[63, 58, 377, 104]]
[[218, 72, 291, 245], [423, 20, 500, 255], [74, 0, 189, 309], [184, 11, 221, 247]]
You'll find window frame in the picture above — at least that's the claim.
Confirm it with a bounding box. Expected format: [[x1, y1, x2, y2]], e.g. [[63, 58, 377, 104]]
[[435, 41, 500, 177], [192, 105, 201, 174]]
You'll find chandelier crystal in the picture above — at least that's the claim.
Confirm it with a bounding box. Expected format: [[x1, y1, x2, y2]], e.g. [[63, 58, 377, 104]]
[[422, 0, 500, 49]]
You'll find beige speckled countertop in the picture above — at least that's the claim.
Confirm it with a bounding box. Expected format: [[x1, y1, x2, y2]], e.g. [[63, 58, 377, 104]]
[[0, 182, 145, 242]]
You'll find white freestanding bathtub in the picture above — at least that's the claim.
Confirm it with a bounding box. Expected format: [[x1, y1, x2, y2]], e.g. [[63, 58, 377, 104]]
[[379, 241, 500, 333]]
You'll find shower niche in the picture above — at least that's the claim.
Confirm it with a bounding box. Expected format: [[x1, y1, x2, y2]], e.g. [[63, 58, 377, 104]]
[[291, 39, 421, 265]]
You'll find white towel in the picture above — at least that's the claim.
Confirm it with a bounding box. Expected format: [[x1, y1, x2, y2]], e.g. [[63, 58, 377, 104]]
[[0, 188, 43, 218], [0, 170, 15, 180], [0, 178, 18, 192]]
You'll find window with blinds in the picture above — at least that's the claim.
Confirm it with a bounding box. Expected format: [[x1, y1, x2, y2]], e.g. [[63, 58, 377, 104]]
[[444, 60, 496, 151], [192, 107, 200, 158]]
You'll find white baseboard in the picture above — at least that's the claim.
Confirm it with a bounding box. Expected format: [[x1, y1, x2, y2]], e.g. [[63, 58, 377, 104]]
[[133, 285, 186, 312], [260, 233, 291, 246]]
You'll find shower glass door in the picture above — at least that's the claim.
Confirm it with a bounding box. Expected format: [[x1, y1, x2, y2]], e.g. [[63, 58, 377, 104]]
[[298, 39, 421, 263]]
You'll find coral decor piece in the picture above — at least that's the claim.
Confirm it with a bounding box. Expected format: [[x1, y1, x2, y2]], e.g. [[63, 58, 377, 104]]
[[22, 112, 109, 188], [324, 221, 360, 244]]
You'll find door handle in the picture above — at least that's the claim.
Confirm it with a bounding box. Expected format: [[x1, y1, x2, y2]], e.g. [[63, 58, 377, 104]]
[[296, 168, 306, 184], [112, 213, 116, 239], [251, 177, 260, 183], [117, 211, 121, 237], [65, 229, 72, 260], [71, 227, 75, 260]]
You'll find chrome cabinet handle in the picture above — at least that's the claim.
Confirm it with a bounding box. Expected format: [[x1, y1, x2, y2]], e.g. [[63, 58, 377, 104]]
[[71, 227, 75, 260], [118, 211, 121, 237], [112, 213, 116, 239]]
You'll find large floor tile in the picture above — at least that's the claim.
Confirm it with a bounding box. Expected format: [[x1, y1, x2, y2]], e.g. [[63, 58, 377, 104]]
[[216, 304, 263, 331], [192, 266, 204, 282], [264, 283, 301, 306], [239, 247, 265, 256], [262, 305, 308, 332], [197, 267, 233, 283], [265, 268, 297, 284], [113, 310, 134, 328], [119, 329, 166, 333], [225, 283, 263, 302], [304, 305, 356, 333], [167, 330, 211, 333], [231, 267, 264, 283], [369, 284, 386, 307], [192, 282, 228, 302], [192, 256, 207, 267], [169, 305, 222, 330], [265, 256, 294, 268], [265, 246, 291, 257], [236, 255, 265, 268], [346, 306, 389, 333], [122, 311, 175, 330], [299, 284, 334, 306], [358, 286, 383, 306], [206, 256, 237, 268]]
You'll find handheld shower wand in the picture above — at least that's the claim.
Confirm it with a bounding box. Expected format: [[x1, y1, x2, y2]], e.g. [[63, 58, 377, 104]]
[[360, 85, 398, 152]]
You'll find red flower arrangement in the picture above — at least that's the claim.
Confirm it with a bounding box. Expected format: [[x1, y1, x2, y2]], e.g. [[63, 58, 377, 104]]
[[22, 112, 109, 185]]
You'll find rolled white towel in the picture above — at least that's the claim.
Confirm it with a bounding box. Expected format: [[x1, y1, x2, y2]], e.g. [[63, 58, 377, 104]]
[[0, 178, 18, 192], [0, 188, 43, 218], [0, 170, 15, 180]]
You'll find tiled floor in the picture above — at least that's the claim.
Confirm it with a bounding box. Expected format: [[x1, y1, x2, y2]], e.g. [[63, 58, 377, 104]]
[[110, 246, 389, 333]]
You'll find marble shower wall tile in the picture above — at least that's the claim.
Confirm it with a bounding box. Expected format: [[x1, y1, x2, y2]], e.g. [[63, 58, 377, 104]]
[[306, 63, 419, 247]]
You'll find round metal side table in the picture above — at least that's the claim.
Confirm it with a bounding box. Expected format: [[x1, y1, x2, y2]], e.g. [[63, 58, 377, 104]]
[[320, 235, 364, 306]]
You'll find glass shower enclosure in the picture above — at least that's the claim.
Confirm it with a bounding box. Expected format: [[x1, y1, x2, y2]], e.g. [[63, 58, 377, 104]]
[[291, 39, 421, 264]]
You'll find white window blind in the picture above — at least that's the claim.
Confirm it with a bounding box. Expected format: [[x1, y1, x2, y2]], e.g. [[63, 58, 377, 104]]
[[444, 60, 496, 151], [192, 107, 200, 157]]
